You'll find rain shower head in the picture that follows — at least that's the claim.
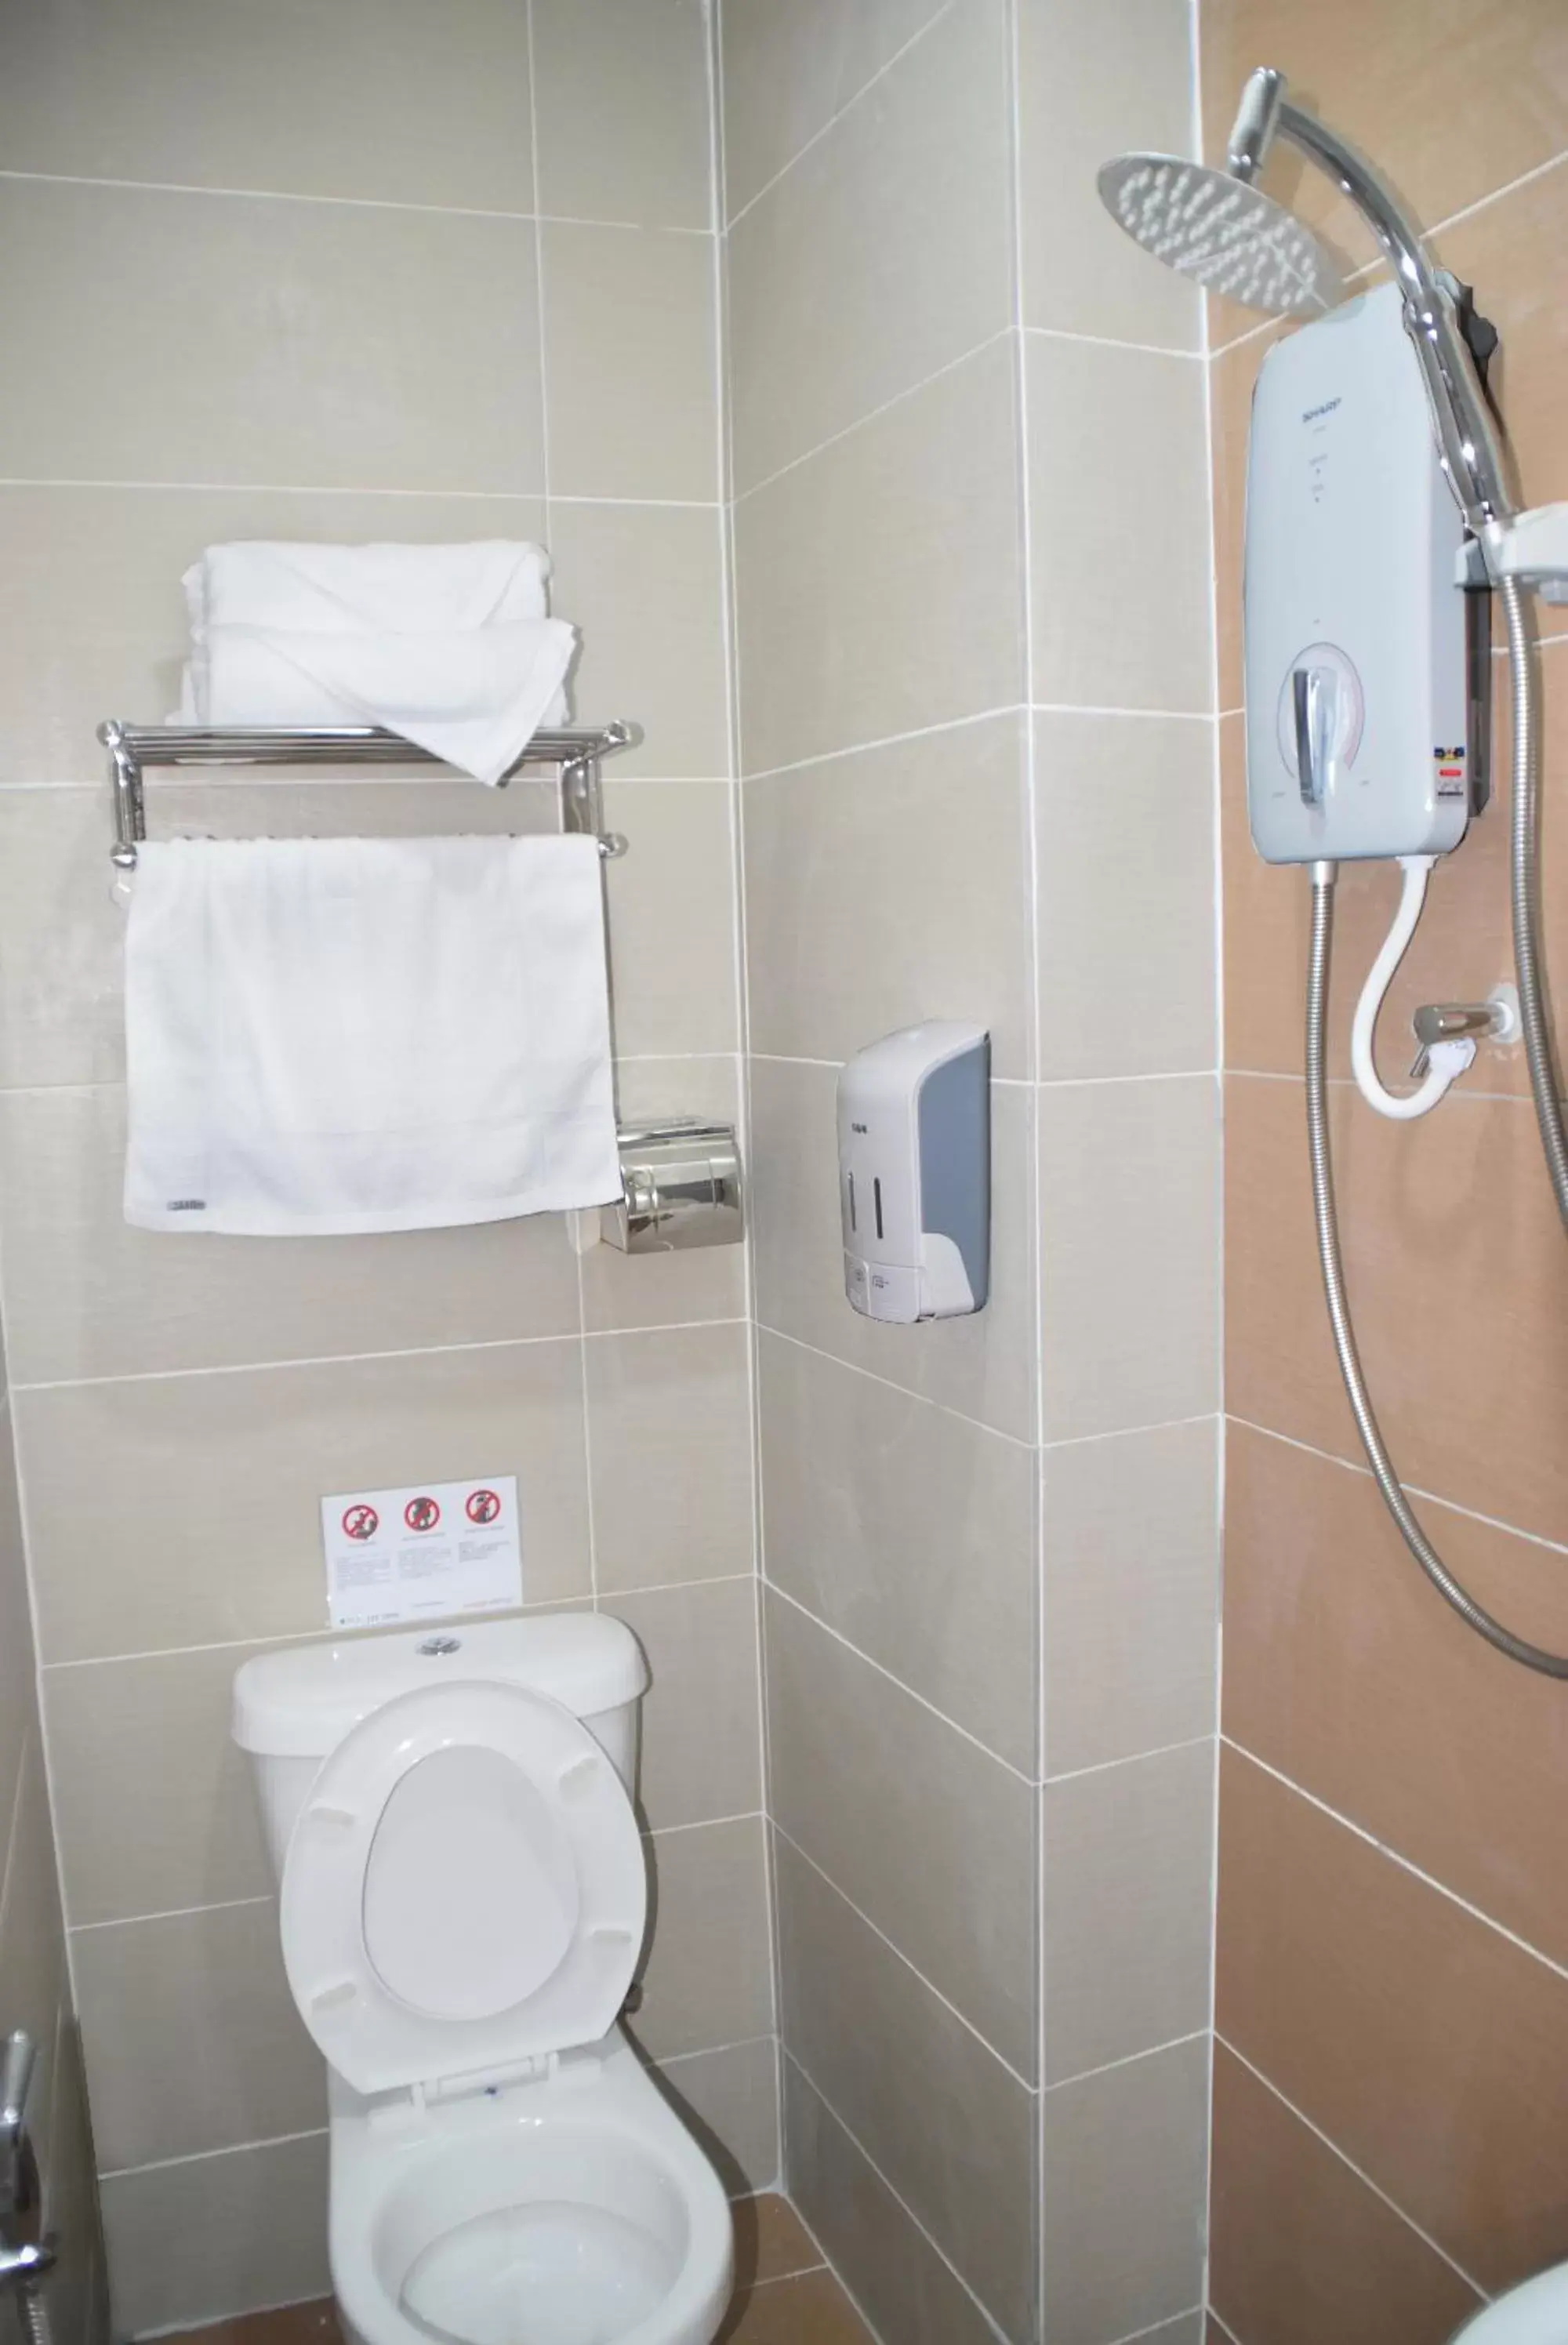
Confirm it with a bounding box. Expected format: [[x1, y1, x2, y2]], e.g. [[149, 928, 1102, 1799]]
[[1095, 153, 1344, 317], [1095, 66, 1515, 538]]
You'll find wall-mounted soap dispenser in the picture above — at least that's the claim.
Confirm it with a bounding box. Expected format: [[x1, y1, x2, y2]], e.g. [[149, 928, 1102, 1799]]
[[837, 1022, 989, 1323]]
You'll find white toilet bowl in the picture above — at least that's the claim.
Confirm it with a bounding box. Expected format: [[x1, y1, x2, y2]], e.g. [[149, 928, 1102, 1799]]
[[232, 1615, 734, 2345], [1453, 2264, 1568, 2343], [330, 2036, 731, 2345]]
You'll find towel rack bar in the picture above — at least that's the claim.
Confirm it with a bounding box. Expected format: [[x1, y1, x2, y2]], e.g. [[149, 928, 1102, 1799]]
[[100, 719, 641, 870]]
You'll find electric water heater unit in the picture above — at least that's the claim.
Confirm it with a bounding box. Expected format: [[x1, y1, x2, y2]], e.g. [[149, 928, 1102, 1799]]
[[837, 1022, 989, 1324], [1244, 279, 1486, 866]]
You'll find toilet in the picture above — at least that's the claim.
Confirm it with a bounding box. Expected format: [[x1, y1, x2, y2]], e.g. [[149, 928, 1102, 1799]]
[[1452, 2265, 1568, 2342], [231, 1614, 734, 2345]]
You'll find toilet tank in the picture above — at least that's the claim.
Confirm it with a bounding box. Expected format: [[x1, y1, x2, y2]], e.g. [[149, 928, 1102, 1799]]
[[231, 1613, 648, 1882]]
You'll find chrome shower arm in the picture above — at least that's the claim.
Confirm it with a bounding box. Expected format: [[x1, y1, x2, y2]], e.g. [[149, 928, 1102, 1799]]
[[1231, 66, 1515, 535]]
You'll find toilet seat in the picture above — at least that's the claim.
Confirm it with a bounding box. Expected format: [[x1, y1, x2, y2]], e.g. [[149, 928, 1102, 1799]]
[[280, 1679, 646, 2097]]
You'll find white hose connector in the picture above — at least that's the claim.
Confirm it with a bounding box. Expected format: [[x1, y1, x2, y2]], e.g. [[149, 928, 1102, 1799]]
[[1350, 855, 1475, 1120]]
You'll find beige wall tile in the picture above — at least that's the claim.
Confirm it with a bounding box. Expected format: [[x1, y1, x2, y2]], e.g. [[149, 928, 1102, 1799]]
[[581, 1055, 746, 1332], [1200, 0, 1568, 287], [20, 1341, 592, 1662], [1225, 1074, 1568, 1548], [750, 1057, 1036, 1443], [1039, 1075, 1221, 1443], [0, 1410, 34, 1837], [1043, 1418, 1219, 1776], [603, 1578, 762, 1830], [1216, 1744, 1568, 2292], [100, 2133, 329, 2335], [758, 1332, 1036, 1770], [41, 2020, 105, 2345], [1043, 1741, 1215, 2082], [633, 1817, 774, 2060], [0, 0, 536, 211], [654, 2036, 779, 2198], [1035, 712, 1218, 1079], [0, 1088, 583, 1387], [727, 0, 1012, 493], [44, 1643, 282, 1924], [734, 336, 1023, 776], [0, 1738, 68, 2152], [71, 1902, 323, 2172], [1210, 2042, 1482, 2345], [1028, 335, 1212, 714], [0, 181, 544, 493], [602, 782, 739, 1057], [1018, 0, 1201, 350], [549, 500, 729, 778], [775, 1835, 1036, 2340], [764, 1591, 1036, 2075], [586, 1323, 754, 1592], [0, 485, 547, 788], [1225, 1422, 1568, 1970], [742, 716, 1033, 1077], [782, 2059, 1001, 2345], [541, 223, 717, 502], [1041, 2035, 1209, 2345], [719, 0, 947, 221], [533, 0, 713, 231]]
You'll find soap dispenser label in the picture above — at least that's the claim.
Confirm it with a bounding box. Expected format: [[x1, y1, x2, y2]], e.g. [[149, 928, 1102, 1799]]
[[321, 1474, 521, 1630]]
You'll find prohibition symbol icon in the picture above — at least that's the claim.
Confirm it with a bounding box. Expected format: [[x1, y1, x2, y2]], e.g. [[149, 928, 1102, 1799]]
[[405, 1494, 441, 1534], [341, 1503, 379, 1543], [466, 1487, 502, 1526]]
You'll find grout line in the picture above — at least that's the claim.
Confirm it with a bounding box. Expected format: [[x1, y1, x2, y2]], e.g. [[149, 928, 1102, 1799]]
[[1425, 142, 1568, 241], [1045, 2028, 1210, 2096], [1207, 2312, 1245, 2345], [645, 1808, 762, 1841], [764, 1581, 1036, 1784], [71, 1893, 272, 1936], [1037, 1066, 1218, 1092], [771, 1820, 1036, 2091], [1214, 2037, 1490, 2304], [754, 1320, 1033, 1452], [0, 166, 714, 237], [1226, 1413, 1568, 1563], [1044, 1733, 1215, 1788], [1025, 322, 1204, 361], [1031, 699, 1214, 721], [0, 477, 714, 510], [1041, 1410, 1219, 1456], [653, 2030, 776, 2071], [722, 0, 957, 234], [100, 2125, 328, 2183], [1222, 1739, 1568, 1988], [1108, 2310, 1208, 2345], [10, 1316, 747, 1396], [42, 1574, 757, 1674], [732, 323, 1014, 508], [739, 703, 1026, 782], [778, 2048, 1013, 2345]]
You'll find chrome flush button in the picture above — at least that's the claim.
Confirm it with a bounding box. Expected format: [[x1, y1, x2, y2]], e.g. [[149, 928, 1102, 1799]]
[[417, 1635, 461, 1657]]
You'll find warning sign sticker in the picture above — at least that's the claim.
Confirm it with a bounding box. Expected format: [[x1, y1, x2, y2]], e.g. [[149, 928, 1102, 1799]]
[[321, 1475, 521, 1631]]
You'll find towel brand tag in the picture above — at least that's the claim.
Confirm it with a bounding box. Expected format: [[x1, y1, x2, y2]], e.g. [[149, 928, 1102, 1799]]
[[166, 1198, 208, 1212]]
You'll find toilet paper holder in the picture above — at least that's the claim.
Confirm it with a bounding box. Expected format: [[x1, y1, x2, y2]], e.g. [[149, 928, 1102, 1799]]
[[607, 1122, 742, 1254]]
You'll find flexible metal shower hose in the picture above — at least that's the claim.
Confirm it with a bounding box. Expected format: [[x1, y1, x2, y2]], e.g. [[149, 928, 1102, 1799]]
[[13, 2282, 49, 2345], [1306, 846, 1568, 1675], [1504, 573, 1568, 1229]]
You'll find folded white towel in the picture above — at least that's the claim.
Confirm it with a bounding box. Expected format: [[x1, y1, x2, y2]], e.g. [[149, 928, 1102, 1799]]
[[124, 834, 621, 1236], [188, 539, 554, 635], [171, 539, 576, 785]]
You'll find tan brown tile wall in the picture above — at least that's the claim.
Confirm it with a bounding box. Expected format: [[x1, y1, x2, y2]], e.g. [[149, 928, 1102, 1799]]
[[723, 2, 1220, 2338], [1201, 1, 1568, 2336], [0, 2, 771, 2334]]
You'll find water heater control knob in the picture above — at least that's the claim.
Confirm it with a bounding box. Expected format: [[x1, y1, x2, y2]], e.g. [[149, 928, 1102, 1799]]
[[1275, 641, 1364, 807]]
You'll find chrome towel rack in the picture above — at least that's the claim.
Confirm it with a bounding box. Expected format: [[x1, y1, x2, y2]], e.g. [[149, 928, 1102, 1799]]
[[99, 718, 641, 873]]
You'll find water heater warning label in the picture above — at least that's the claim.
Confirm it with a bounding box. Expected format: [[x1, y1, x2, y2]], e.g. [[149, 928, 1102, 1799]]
[[321, 1474, 521, 1631]]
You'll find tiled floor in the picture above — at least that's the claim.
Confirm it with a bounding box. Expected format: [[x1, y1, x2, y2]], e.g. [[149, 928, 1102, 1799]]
[[157, 2195, 874, 2345]]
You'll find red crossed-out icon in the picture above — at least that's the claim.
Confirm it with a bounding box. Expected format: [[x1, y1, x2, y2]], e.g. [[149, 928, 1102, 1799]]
[[466, 1487, 502, 1526], [341, 1503, 379, 1543], [404, 1494, 441, 1534]]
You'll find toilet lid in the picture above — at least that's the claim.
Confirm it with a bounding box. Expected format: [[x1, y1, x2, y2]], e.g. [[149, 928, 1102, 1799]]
[[278, 1679, 645, 2096]]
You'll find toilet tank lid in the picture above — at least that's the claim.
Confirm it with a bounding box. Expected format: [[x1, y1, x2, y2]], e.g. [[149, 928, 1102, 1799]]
[[232, 1614, 648, 1758]]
